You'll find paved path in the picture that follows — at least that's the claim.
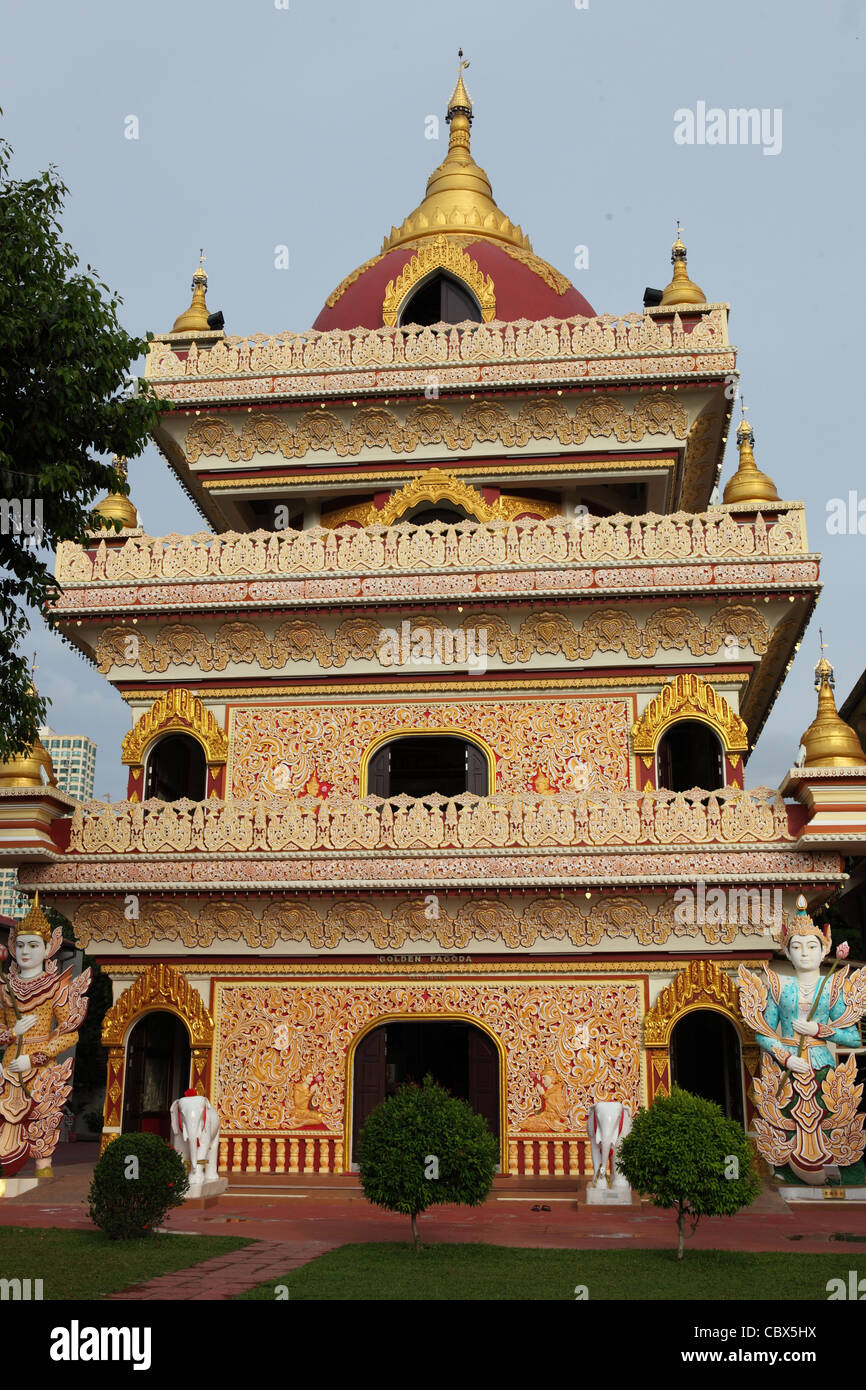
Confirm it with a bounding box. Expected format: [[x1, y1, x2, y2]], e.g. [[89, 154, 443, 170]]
[[106, 1239, 336, 1301]]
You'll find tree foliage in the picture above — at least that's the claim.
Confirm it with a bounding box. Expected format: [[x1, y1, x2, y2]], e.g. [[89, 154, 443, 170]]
[[0, 131, 161, 757], [88, 1133, 188, 1239], [616, 1086, 759, 1258], [357, 1076, 498, 1244]]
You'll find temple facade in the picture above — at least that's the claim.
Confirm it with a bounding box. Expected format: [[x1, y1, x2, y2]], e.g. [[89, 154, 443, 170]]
[[3, 63, 865, 1181]]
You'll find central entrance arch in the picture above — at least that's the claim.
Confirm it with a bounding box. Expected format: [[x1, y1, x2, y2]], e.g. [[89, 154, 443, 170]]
[[121, 1011, 191, 1140], [670, 1009, 744, 1123], [349, 1017, 502, 1166]]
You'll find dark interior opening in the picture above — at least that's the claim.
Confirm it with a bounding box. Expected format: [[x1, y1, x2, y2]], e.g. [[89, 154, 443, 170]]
[[367, 735, 488, 798], [399, 273, 483, 327], [352, 1020, 499, 1160], [670, 1011, 743, 1123], [121, 1012, 191, 1140], [144, 734, 208, 803], [656, 720, 724, 793]]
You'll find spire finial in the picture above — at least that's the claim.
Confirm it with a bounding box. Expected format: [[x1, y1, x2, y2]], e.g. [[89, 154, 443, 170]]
[[172, 253, 211, 334], [799, 631, 866, 766], [723, 398, 781, 506], [660, 221, 706, 306]]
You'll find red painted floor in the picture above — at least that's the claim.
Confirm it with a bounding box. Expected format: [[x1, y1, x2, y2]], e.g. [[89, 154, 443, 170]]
[[3, 1145, 866, 1256]]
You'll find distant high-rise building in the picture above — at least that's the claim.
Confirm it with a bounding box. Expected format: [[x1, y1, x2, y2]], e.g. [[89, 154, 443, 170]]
[[0, 725, 96, 917], [38, 726, 97, 804]]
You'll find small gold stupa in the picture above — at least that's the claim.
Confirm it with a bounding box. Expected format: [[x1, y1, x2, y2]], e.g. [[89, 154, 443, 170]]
[[659, 224, 706, 307], [723, 407, 780, 506], [799, 645, 866, 768]]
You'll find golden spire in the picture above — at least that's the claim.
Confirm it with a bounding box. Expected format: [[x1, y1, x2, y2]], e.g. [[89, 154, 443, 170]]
[[722, 404, 781, 505], [659, 222, 706, 306], [381, 53, 531, 254], [171, 252, 211, 334], [94, 454, 138, 530], [799, 634, 866, 768]]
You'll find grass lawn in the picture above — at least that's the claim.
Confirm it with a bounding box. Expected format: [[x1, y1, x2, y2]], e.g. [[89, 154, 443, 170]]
[[0, 1227, 253, 1300], [236, 1243, 853, 1301]]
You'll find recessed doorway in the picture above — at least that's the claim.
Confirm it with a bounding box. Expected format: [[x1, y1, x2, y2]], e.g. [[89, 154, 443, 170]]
[[670, 1010, 744, 1123], [351, 1019, 500, 1163]]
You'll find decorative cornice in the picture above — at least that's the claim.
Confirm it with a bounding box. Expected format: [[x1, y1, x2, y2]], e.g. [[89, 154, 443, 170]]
[[631, 672, 750, 756], [121, 688, 229, 767], [381, 235, 496, 326], [101, 960, 214, 1046]]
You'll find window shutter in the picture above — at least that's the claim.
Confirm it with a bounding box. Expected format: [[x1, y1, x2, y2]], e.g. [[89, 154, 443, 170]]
[[465, 743, 488, 795], [368, 745, 391, 798]]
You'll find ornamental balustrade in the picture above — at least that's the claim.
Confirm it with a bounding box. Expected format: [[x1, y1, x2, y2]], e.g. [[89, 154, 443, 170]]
[[144, 309, 730, 384], [56, 509, 808, 587], [67, 787, 792, 856]]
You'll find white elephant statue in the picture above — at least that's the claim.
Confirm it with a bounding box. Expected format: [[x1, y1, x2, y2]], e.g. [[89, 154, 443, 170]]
[[587, 1101, 632, 1189], [170, 1089, 220, 1188]]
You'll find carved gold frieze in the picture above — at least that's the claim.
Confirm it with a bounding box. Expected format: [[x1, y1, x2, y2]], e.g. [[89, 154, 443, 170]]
[[180, 392, 689, 465], [101, 961, 214, 1047], [93, 604, 772, 678], [121, 688, 229, 768], [55, 507, 809, 588], [631, 672, 750, 757], [381, 235, 496, 325]]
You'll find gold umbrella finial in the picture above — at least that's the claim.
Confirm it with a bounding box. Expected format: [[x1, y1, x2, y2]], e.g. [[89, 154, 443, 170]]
[[722, 399, 781, 506], [799, 635, 866, 767], [171, 253, 211, 334], [660, 220, 706, 306]]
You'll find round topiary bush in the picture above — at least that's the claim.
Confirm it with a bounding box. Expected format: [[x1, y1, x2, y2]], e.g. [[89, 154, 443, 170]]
[[616, 1085, 760, 1258], [358, 1074, 498, 1243], [88, 1132, 189, 1239]]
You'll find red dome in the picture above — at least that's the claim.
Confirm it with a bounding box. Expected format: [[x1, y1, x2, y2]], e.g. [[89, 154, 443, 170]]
[[313, 237, 594, 332]]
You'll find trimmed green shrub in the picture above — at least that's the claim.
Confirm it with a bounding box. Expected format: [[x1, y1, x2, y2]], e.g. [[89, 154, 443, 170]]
[[358, 1075, 498, 1244], [88, 1133, 189, 1239], [616, 1085, 760, 1258]]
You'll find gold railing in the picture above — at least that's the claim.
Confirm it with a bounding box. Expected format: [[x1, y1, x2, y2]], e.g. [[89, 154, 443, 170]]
[[55, 508, 808, 586], [67, 788, 792, 856], [144, 308, 731, 385]]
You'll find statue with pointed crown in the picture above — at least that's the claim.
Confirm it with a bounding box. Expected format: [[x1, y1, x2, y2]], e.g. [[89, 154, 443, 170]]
[[0, 893, 91, 1180], [737, 895, 866, 1186]]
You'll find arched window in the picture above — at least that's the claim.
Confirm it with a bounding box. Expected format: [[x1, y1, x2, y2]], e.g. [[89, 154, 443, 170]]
[[399, 273, 483, 328], [367, 735, 489, 798], [656, 720, 724, 793], [144, 733, 207, 802]]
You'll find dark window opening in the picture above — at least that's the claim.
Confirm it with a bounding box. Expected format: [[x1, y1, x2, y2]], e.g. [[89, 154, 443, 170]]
[[144, 733, 207, 802], [367, 735, 488, 798], [399, 273, 483, 327], [656, 720, 724, 793]]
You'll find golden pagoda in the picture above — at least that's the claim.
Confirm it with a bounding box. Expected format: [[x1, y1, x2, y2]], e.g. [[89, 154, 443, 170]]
[[171, 257, 211, 334], [94, 455, 138, 530]]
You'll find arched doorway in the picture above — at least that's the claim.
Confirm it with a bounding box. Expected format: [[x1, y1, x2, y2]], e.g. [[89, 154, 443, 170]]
[[351, 1019, 500, 1163], [657, 720, 725, 792], [399, 272, 483, 327], [144, 733, 207, 802], [121, 1012, 191, 1139], [670, 1010, 743, 1122]]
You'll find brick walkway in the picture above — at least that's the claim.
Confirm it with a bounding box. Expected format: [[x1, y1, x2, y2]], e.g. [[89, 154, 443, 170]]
[[106, 1239, 336, 1301]]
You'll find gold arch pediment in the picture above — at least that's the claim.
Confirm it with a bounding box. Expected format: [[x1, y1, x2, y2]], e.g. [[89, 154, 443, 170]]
[[644, 958, 747, 1048], [382, 234, 496, 327], [631, 673, 748, 757], [122, 688, 229, 768], [102, 961, 214, 1048]]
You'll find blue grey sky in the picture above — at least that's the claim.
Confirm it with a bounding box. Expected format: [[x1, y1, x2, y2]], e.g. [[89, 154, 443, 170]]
[[2, 0, 864, 796]]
